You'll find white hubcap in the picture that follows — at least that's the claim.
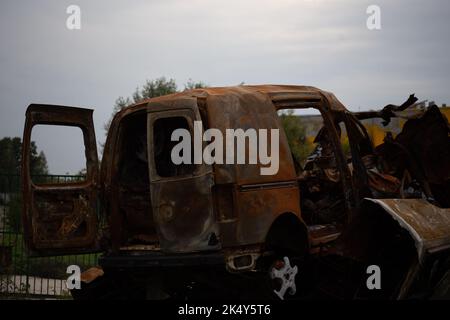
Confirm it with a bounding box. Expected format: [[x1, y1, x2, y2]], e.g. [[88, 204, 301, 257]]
[[270, 256, 298, 300]]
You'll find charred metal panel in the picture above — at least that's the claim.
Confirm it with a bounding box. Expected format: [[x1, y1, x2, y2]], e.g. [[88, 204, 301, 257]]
[[363, 198, 450, 260], [233, 183, 301, 246], [151, 173, 218, 252], [204, 86, 297, 185], [375, 105, 450, 207], [146, 98, 219, 253], [394, 106, 450, 204], [22, 104, 99, 255], [198, 87, 306, 248], [32, 190, 97, 248]]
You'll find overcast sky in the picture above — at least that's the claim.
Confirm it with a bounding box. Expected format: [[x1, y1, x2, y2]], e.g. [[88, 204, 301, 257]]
[[1, 0, 449, 174]]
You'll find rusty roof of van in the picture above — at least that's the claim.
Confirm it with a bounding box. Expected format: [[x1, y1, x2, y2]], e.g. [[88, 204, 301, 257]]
[[128, 84, 348, 112]]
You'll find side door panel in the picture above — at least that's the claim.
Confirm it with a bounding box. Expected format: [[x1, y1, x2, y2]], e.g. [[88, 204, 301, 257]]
[[22, 104, 100, 256], [147, 99, 219, 253]]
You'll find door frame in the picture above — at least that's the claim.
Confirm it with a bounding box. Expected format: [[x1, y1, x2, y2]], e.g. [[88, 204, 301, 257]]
[[22, 104, 100, 256]]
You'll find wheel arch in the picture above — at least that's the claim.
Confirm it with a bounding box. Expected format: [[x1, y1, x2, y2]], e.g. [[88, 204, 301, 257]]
[[264, 212, 309, 256]]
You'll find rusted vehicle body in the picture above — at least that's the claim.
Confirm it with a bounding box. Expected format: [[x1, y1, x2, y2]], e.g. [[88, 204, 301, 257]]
[[21, 85, 450, 299]]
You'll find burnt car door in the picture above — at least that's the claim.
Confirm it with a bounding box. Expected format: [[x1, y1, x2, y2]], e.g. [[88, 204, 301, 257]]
[[147, 98, 219, 253], [22, 104, 100, 256]]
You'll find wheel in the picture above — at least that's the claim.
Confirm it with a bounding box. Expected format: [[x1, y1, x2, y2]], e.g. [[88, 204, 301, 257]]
[[269, 256, 298, 300]]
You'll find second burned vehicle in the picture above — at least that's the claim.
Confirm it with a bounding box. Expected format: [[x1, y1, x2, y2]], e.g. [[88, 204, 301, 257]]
[[21, 85, 450, 299]]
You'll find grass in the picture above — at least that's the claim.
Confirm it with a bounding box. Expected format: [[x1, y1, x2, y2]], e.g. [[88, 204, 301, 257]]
[[2, 233, 99, 279]]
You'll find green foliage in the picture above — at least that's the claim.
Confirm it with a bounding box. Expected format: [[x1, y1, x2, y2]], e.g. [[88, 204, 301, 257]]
[[6, 193, 22, 232], [0, 137, 22, 175], [278, 110, 315, 170], [132, 77, 178, 102], [184, 79, 207, 90], [30, 150, 49, 176], [0, 138, 48, 233], [7, 233, 98, 281], [0, 137, 48, 178]]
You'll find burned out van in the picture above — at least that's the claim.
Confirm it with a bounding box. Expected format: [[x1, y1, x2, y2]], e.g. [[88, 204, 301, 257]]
[[21, 85, 450, 299]]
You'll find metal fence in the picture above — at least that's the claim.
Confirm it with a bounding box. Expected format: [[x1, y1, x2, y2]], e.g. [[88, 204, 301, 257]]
[[0, 174, 99, 299]]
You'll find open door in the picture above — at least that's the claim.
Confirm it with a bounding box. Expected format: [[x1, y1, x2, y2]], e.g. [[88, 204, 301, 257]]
[[147, 98, 219, 253], [22, 104, 100, 256]]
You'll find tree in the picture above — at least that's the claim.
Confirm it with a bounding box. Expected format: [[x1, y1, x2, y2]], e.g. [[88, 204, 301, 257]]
[[0, 137, 49, 231], [0, 137, 48, 177], [184, 79, 207, 91], [133, 77, 178, 102], [104, 77, 207, 135]]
